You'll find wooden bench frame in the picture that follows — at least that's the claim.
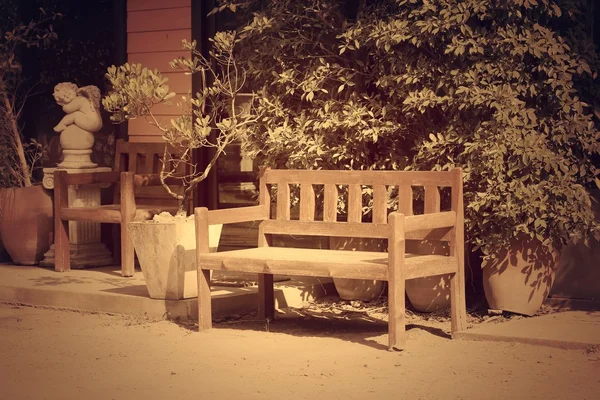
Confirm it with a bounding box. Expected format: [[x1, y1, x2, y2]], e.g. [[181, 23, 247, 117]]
[[195, 168, 467, 350], [54, 139, 189, 277]]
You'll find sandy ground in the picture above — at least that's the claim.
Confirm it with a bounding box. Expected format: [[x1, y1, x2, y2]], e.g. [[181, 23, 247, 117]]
[[0, 300, 598, 400]]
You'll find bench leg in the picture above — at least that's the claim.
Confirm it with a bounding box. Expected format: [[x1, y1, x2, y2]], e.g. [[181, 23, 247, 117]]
[[120, 222, 135, 277], [258, 274, 275, 321], [198, 268, 212, 331], [388, 275, 406, 351], [54, 219, 70, 272], [450, 271, 467, 334], [388, 212, 406, 351]]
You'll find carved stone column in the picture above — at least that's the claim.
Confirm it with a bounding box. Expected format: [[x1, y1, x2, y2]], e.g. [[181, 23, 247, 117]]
[[40, 167, 114, 268]]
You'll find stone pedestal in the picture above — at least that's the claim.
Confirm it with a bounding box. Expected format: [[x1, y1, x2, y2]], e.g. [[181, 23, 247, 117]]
[[40, 167, 113, 269], [57, 149, 98, 169]]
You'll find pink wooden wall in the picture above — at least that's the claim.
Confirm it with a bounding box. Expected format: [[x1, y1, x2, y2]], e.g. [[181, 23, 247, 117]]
[[126, 0, 192, 142]]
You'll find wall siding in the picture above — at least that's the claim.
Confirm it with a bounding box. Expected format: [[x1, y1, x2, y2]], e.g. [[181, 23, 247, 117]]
[[127, 0, 191, 140]]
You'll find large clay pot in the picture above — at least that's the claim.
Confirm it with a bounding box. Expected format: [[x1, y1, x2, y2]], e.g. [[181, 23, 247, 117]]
[[405, 240, 451, 312], [482, 238, 559, 316], [0, 185, 53, 265], [330, 237, 386, 302], [406, 274, 451, 312], [0, 235, 10, 262]]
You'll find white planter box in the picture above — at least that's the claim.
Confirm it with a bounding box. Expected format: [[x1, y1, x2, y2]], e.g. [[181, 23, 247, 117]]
[[128, 218, 222, 300]]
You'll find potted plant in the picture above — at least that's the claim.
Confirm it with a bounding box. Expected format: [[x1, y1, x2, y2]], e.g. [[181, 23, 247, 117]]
[[340, 0, 600, 315], [0, 8, 60, 265], [215, 0, 600, 313], [102, 32, 260, 299]]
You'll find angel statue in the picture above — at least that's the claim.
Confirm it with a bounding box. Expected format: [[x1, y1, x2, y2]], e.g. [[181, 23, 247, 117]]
[[53, 82, 103, 169]]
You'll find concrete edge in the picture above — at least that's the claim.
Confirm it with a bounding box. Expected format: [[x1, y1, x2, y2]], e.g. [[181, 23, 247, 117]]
[[453, 330, 596, 351], [0, 284, 260, 321]]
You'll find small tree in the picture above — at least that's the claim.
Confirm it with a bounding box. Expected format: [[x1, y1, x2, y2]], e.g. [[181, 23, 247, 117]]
[[102, 32, 259, 216], [0, 8, 60, 187]]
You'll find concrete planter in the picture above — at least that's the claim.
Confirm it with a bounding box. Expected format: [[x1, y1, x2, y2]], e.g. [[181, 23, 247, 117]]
[[128, 218, 222, 300]]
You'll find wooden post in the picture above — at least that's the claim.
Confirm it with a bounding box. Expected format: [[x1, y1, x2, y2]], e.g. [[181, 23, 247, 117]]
[[450, 168, 467, 333], [195, 207, 213, 331], [388, 212, 406, 350], [120, 171, 136, 277], [53, 170, 70, 272]]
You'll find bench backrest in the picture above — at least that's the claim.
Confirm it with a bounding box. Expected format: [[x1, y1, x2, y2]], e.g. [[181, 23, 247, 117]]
[[113, 139, 190, 209], [257, 168, 463, 251]]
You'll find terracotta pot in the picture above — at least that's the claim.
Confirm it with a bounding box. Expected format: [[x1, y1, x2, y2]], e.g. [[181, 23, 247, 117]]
[[0, 235, 10, 262], [406, 274, 451, 312], [330, 237, 385, 302], [0, 185, 53, 265], [482, 238, 559, 316], [405, 240, 451, 312]]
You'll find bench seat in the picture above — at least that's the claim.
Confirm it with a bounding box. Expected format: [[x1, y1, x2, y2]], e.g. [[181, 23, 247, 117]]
[[199, 247, 457, 281]]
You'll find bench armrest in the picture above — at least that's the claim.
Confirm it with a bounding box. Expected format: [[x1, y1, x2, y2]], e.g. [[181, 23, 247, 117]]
[[389, 211, 456, 242], [198, 205, 269, 225], [403, 211, 456, 232]]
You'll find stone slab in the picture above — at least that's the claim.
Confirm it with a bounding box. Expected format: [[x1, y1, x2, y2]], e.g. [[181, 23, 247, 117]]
[[0, 263, 259, 320], [454, 311, 600, 350]]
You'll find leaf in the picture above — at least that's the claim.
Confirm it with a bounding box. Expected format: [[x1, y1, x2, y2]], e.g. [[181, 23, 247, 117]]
[[338, 84, 345, 94]]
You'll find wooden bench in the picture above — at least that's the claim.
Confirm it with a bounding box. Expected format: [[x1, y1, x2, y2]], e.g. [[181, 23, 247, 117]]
[[195, 168, 467, 350], [54, 139, 190, 277]]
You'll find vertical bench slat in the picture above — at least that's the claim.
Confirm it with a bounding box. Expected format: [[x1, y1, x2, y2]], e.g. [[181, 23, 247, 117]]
[[143, 152, 155, 174], [276, 182, 291, 220], [424, 185, 441, 213], [323, 184, 338, 222], [348, 184, 362, 223], [258, 172, 271, 246], [398, 184, 413, 215], [299, 183, 316, 221], [372, 184, 387, 224], [128, 152, 138, 172]]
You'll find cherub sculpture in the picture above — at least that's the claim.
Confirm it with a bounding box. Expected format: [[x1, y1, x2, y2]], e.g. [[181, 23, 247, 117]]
[[53, 82, 103, 168], [53, 82, 102, 133]]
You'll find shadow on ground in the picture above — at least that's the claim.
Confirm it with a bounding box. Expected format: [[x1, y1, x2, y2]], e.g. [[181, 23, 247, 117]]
[[174, 303, 452, 351]]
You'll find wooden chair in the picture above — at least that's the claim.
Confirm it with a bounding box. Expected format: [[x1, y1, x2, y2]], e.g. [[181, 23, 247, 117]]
[[53, 139, 190, 277]]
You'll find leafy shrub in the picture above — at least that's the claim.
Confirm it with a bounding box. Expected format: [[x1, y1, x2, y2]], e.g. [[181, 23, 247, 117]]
[[219, 0, 600, 261]]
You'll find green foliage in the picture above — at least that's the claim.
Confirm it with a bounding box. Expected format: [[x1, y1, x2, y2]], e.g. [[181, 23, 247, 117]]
[[219, 0, 600, 262], [0, 6, 60, 187], [228, 0, 413, 173], [102, 34, 260, 214]]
